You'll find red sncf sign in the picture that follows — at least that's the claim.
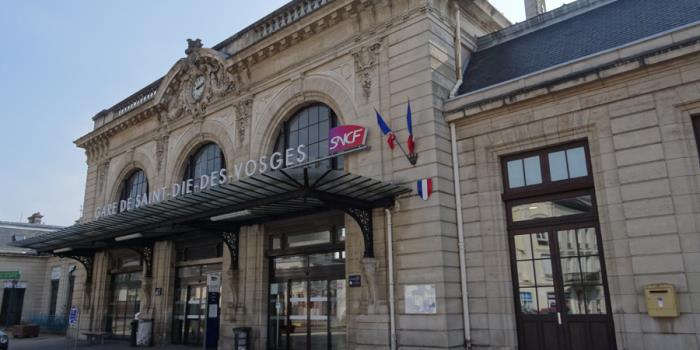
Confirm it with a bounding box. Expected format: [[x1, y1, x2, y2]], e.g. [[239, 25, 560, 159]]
[[329, 125, 367, 154]]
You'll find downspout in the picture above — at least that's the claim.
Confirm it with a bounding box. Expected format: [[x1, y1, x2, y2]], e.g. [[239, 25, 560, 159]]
[[385, 208, 397, 350], [450, 1, 463, 98], [448, 3, 471, 347], [451, 122, 471, 349]]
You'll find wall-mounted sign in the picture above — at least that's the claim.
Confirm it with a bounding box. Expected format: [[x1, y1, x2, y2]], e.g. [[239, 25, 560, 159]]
[[94, 145, 308, 219], [329, 125, 368, 154], [0, 271, 20, 280], [68, 305, 79, 328], [207, 273, 221, 290], [3, 281, 26, 288], [51, 266, 62, 280], [348, 275, 361, 287], [404, 284, 437, 314]]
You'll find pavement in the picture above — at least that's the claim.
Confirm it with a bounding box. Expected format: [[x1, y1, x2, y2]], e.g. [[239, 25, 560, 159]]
[[6, 334, 199, 350]]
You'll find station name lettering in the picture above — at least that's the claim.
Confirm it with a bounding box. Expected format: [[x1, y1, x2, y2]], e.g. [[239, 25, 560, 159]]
[[94, 145, 307, 219]]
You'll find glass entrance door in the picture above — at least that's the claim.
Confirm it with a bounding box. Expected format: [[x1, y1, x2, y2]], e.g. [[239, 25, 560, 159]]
[[269, 278, 345, 350], [184, 284, 207, 346], [511, 225, 614, 350]]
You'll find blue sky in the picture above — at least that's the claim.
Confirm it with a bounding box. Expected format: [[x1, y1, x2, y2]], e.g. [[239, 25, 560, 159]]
[[0, 0, 567, 226]]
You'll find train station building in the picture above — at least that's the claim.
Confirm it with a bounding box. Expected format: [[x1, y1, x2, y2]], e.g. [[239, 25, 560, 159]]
[[13, 0, 700, 349]]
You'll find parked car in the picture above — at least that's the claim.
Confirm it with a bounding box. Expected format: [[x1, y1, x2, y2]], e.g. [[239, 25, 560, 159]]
[[0, 329, 8, 350]]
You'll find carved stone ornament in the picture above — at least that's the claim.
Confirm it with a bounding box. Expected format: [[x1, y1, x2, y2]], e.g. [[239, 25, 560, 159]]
[[233, 98, 253, 145], [85, 137, 110, 164], [353, 41, 381, 100], [161, 39, 236, 123], [155, 112, 170, 172], [96, 160, 110, 195]]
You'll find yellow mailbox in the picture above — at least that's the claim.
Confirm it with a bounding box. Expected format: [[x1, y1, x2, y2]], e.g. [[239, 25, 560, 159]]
[[644, 283, 679, 318]]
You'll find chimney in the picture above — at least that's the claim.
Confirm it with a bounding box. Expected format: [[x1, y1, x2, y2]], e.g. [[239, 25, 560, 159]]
[[525, 0, 547, 19], [27, 212, 43, 224]]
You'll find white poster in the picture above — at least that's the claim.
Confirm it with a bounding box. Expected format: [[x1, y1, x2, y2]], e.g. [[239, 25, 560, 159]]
[[404, 284, 437, 314], [51, 266, 61, 280]]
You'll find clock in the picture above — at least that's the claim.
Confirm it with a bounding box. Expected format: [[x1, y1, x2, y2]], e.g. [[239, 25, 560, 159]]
[[191, 75, 205, 100]]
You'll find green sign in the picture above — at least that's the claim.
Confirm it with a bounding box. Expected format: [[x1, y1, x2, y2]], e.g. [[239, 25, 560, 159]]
[[0, 271, 20, 280]]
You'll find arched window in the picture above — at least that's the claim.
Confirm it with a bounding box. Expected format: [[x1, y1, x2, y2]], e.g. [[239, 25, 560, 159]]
[[183, 142, 226, 188], [119, 169, 148, 202], [274, 103, 342, 170]]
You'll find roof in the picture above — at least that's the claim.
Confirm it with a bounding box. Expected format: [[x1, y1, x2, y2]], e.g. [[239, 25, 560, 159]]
[[14, 168, 410, 253], [0, 221, 63, 255], [457, 0, 700, 95]]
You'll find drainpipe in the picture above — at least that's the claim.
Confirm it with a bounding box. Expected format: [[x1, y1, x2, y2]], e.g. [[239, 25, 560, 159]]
[[385, 208, 397, 350], [451, 122, 471, 349], [450, 1, 463, 98]]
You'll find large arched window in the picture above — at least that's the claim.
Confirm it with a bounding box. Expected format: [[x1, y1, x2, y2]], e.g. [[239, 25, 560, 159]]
[[183, 142, 226, 189], [274, 103, 342, 170], [119, 169, 148, 202]]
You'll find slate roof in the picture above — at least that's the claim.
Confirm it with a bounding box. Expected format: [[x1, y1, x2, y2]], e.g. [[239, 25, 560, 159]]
[[458, 0, 700, 95], [0, 221, 63, 255]]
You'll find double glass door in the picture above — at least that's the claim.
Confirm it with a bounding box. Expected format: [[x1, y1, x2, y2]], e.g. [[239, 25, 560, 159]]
[[270, 278, 346, 350], [106, 272, 141, 338], [173, 284, 209, 346], [511, 224, 615, 350]]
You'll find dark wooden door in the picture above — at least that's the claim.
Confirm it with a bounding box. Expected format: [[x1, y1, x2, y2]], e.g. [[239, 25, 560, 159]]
[[510, 225, 615, 350], [0, 287, 25, 327]]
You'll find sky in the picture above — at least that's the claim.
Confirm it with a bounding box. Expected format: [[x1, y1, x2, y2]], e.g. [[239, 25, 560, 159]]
[[0, 0, 568, 226]]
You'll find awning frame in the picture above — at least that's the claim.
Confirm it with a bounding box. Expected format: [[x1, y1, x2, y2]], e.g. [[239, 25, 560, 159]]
[[16, 168, 411, 271]]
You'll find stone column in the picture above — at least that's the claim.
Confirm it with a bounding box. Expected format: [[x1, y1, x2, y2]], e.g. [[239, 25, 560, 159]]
[[151, 240, 176, 346], [88, 251, 111, 333]]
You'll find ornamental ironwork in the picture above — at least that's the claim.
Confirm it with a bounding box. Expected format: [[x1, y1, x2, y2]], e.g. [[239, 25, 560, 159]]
[[343, 207, 374, 258], [223, 229, 241, 270]]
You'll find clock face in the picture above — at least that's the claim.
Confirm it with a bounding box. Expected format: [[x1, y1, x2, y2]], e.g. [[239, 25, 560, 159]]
[[191, 76, 205, 100]]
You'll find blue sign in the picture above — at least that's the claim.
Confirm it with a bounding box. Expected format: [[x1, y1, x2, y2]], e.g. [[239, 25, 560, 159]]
[[348, 275, 361, 287], [68, 305, 79, 328]]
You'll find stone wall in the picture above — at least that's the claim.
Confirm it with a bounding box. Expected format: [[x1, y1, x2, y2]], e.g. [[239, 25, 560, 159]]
[[453, 53, 700, 349], [0, 255, 48, 323]]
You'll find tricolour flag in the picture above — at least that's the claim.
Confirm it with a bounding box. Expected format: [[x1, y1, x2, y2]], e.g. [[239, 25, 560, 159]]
[[375, 109, 396, 150], [406, 100, 415, 155], [417, 178, 433, 200]]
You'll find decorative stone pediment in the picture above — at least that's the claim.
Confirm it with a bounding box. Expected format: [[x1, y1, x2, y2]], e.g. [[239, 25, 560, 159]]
[[158, 39, 237, 123]]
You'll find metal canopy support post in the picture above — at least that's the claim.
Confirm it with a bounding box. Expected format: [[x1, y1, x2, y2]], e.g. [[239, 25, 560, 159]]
[[222, 228, 241, 270], [343, 207, 374, 258]]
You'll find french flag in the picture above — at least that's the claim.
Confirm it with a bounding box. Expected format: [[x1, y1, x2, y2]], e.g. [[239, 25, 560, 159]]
[[417, 178, 433, 200], [406, 100, 415, 155], [375, 109, 396, 150]]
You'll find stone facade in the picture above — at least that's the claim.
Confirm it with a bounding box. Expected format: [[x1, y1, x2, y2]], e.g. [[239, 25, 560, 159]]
[[445, 13, 700, 350], [57, 0, 509, 348]]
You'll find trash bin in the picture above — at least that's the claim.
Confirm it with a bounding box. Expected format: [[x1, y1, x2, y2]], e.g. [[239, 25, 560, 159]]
[[232, 327, 251, 350], [130, 320, 138, 347], [136, 319, 152, 347]]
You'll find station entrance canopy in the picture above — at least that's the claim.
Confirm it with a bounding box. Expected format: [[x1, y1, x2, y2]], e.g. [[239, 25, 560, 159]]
[[13, 168, 410, 274]]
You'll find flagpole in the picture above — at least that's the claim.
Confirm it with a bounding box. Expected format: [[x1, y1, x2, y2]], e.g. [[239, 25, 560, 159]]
[[393, 135, 418, 165]]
